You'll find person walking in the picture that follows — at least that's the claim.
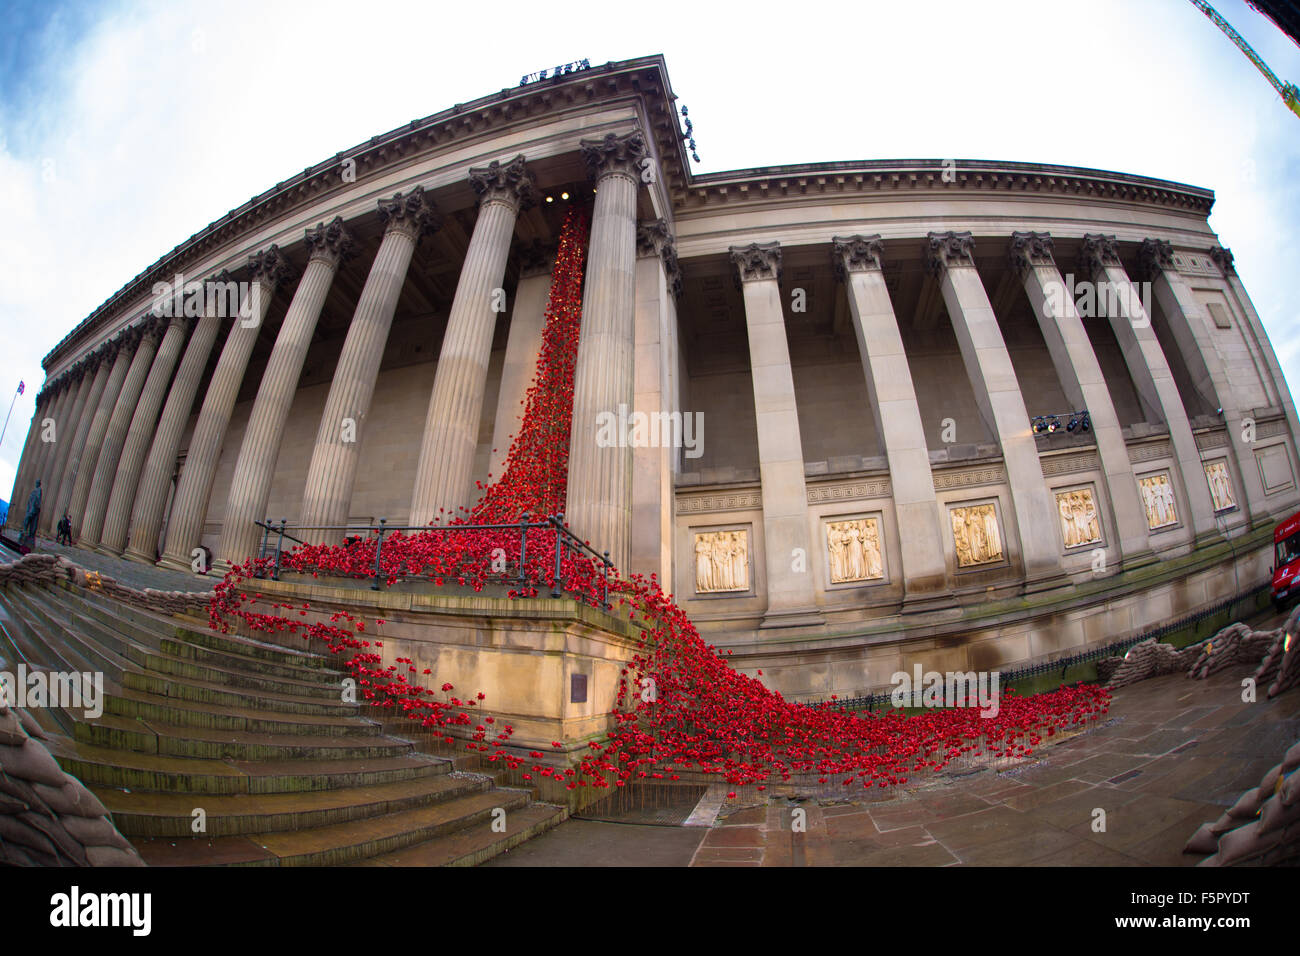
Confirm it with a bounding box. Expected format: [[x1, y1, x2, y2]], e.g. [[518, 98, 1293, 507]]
[[57, 512, 72, 545]]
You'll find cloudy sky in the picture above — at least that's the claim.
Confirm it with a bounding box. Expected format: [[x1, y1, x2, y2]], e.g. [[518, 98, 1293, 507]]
[[1, 0, 1297, 504]]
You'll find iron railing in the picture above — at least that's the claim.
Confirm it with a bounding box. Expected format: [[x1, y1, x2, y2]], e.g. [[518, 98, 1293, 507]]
[[252, 513, 613, 608], [815, 582, 1269, 712]]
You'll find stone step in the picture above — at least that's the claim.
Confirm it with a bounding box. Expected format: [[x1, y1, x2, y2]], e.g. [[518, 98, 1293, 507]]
[[97, 772, 488, 838], [122, 669, 360, 718], [354, 802, 567, 867], [47, 734, 450, 795], [132, 787, 534, 866], [103, 685, 382, 739], [57, 584, 334, 671], [72, 714, 417, 761], [0, 599, 78, 736]]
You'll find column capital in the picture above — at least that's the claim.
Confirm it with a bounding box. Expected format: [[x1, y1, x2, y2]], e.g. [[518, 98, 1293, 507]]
[[729, 240, 782, 288], [1078, 233, 1122, 274], [1138, 237, 1176, 278], [516, 238, 556, 278], [924, 230, 976, 277], [1008, 231, 1056, 275], [304, 216, 356, 269], [469, 154, 537, 212], [831, 234, 885, 280], [1209, 245, 1236, 276], [1206, 244, 1237, 274], [249, 244, 293, 292], [637, 219, 682, 298], [377, 185, 442, 242], [580, 130, 648, 185]]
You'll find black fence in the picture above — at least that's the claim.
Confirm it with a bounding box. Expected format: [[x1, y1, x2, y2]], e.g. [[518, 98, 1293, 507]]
[[815, 582, 1270, 713], [252, 513, 613, 608]]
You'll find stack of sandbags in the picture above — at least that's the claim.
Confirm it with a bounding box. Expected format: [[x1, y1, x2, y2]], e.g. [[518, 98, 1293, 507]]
[[1186, 621, 1280, 680], [1254, 627, 1299, 699], [1104, 638, 1199, 690], [0, 703, 143, 866], [1095, 656, 1124, 683], [1185, 739, 1300, 866], [1, 552, 214, 619], [0, 552, 65, 587]]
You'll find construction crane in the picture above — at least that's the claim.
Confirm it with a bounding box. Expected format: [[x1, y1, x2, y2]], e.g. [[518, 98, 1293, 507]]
[[1189, 0, 1300, 118]]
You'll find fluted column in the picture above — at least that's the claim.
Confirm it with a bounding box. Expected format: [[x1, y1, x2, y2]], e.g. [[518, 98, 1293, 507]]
[[488, 240, 554, 481], [157, 248, 290, 570], [4, 392, 49, 533], [215, 218, 354, 567], [38, 362, 95, 534], [926, 231, 1065, 589], [1080, 235, 1217, 541], [732, 241, 823, 626], [79, 320, 165, 545], [630, 220, 683, 585], [565, 131, 644, 573], [1212, 245, 1300, 509], [65, 331, 138, 531], [97, 316, 190, 554], [410, 156, 535, 525], [299, 188, 440, 544], [1141, 238, 1268, 522], [122, 275, 231, 564], [834, 235, 951, 607], [28, 382, 75, 528], [51, 345, 116, 529], [1011, 232, 1152, 568]]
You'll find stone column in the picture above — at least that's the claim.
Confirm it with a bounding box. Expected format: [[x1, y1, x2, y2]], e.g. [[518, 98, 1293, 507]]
[[630, 220, 683, 586], [123, 275, 232, 564], [50, 345, 115, 529], [157, 248, 290, 570], [38, 359, 95, 534], [731, 241, 823, 626], [1010, 232, 1153, 568], [1141, 238, 1268, 521], [299, 188, 440, 544], [28, 381, 75, 527], [4, 392, 50, 534], [215, 218, 354, 567], [1212, 245, 1300, 506], [488, 240, 554, 481], [565, 131, 645, 573], [65, 330, 138, 533], [833, 235, 951, 607], [97, 316, 190, 554], [1079, 235, 1218, 541], [409, 156, 535, 526], [79, 320, 165, 545], [926, 231, 1065, 588]]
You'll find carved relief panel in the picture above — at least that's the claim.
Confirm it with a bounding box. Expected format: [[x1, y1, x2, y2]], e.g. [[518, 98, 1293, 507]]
[[948, 502, 1004, 568], [1137, 471, 1179, 530], [1054, 486, 1102, 549], [693, 529, 750, 594], [1203, 459, 1236, 513], [825, 516, 885, 584]]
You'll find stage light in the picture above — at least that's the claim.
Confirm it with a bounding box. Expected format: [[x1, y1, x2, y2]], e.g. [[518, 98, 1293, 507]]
[[561, 192, 569, 200], [1081, 412, 1091, 432], [1067, 416, 1079, 433], [1046, 416, 1060, 433], [545, 196, 554, 203]]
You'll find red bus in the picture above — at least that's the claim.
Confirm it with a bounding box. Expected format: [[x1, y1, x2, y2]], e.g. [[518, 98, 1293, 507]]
[[1272, 511, 1300, 609]]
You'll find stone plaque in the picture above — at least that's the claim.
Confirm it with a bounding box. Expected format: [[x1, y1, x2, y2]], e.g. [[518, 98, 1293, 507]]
[[1203, 459, 1236, 512], [1138, 472, 1178, 529], [949, 503, 1004, 568], [1256, 443, 1296, 494], [825, 516, 884, 584], [1056, 487, 1102, 549], [694, 529, 749, 593]]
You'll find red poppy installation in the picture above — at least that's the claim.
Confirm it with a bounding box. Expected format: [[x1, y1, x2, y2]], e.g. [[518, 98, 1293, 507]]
[[210, 202, 1110, 797]]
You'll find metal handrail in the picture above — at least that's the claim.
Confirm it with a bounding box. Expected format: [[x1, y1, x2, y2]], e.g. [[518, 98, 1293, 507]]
[[251, 513, 612, 608]]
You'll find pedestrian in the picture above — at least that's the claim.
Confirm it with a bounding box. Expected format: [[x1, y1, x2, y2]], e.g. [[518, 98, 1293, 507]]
[[57, 512, 72, 545]]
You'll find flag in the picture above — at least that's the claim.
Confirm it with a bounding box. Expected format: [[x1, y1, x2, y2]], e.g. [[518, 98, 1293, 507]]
[[16, 381, 24, 395]]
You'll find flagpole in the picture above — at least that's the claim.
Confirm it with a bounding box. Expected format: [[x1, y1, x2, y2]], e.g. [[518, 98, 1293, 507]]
[[0, 384, 19, 452]]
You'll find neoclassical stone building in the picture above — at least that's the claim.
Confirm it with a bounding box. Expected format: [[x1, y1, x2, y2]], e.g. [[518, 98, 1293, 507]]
[[8, 55, 1298, 698]]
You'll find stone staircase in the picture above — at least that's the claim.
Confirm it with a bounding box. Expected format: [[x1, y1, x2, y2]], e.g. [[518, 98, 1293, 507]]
[[0, 578, 565, 866]]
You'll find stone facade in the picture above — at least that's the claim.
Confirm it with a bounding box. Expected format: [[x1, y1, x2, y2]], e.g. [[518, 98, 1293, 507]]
[[10, 55, 1300, 699]]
